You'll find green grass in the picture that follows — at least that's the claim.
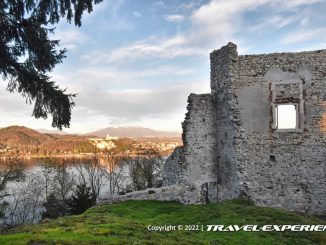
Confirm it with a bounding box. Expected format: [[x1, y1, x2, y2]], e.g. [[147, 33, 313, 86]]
[[0, 199, 325, 245]]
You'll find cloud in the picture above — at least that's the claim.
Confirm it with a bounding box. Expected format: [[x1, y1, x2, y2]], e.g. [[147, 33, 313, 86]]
[[279, 0, 323, 8], [53, 29, 88, 50], [178, 0, 205, 10], [0, 77, 207, 132], [0, 82, 56, 129], [0, 87, 31, 115], [133, 11, 142, 18], [50, 63, 200, 100], [189, 0, 325, 44], [75, 82, 209, 122], [281, 28, 326, 45], [80, 0, 326, 67], [78, 66, 195, 81], [249, 15, 300, 32], [81, 0, 133, 31], [164, 15, 185, 22], [83, 35, 206, 64], [300, 17, 310, 26], [3, 0, 326, 133]]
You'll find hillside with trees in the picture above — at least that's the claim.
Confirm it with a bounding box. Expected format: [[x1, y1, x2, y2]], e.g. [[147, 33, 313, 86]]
[[0, 126, 182, 159], [0, 126, 94, 157]]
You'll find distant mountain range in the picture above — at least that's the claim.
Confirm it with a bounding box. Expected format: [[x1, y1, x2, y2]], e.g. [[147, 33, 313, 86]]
[[85, 126, 181, 138], [0, 125, 180, 143], [0, 126, 181, 141], [35, 128, 67, 135], [0, 125, 181, 157]]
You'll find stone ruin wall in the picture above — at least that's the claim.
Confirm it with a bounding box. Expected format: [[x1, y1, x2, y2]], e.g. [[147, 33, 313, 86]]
[[101, 43, 326, 214], [109, 93, 220, 205], [210, 43, 326, 214], [163, 93, 219, 203], [162, 43, 326, 213], [162, 146, 183, 186], [210, 44, 241, 201], [181, 93, 218, 201]]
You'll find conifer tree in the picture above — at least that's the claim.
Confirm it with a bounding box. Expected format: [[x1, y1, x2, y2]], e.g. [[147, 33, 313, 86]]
[[0, 0, 102, 129], [67, 183, 95, 215], [42, 193, 65, 219]]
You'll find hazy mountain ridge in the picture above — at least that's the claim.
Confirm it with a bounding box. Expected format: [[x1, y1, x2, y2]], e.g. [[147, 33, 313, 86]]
[[85, 126, 181, 138], [35, 128, 67, 135], [0, 125, 181, 157]]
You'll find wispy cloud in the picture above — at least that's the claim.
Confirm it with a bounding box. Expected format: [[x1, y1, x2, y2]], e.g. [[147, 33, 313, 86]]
[[53, 29, 89, 50], [250, 15, 300, 32], [281, 28, 326, 45], [82, 35, 206, 64], [279, 0, 323, 8], [164, 14, 185, 22], [80, 0, 326, 64], [77, 65, 196, 82], [2, 0, 326, 132], [178, 0, 205, 10], [76, 82, 208, 122]]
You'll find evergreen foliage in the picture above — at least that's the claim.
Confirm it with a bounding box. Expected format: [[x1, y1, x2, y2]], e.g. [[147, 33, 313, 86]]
[[0, 0, 102, 129], [42, 193, 65, 219], [67, 183, 95, 215]]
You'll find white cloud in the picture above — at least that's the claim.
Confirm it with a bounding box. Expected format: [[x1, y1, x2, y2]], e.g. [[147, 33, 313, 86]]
[[83, 35, 206, 64], [164, 14, 185, 22], [82, 0, 133, 31], [281, 28, 326, 45], [3, 0, 325, 132], [53, 29, 88, 50], [279, 0, 323, 8], [178, 0, 205, 10], [295, 42, 326, 51], [189, 0, 325, 46], [77, 65, 196, 82], [300, 17, 310, 26], [250, 15, 299, 32], [76, 82, 209, 122], [82, 0, 325, 64], [50, 62, 199, 96]]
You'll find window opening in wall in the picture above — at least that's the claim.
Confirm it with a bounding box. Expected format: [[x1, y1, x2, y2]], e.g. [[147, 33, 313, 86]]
[[276, 104, 297, 129]]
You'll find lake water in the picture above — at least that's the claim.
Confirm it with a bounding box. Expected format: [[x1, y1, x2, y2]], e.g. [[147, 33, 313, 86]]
[[0, 158, 132, 227]]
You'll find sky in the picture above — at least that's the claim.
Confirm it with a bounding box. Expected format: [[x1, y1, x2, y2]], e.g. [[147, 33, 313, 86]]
[[1, 0, 326, 133]]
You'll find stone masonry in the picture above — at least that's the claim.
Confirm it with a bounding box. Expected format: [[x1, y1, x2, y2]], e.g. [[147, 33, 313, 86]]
[[108, 43, 326, 214], [169, 42, 326, 214]]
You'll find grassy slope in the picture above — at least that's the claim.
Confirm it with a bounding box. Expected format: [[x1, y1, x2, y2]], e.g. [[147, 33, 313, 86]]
[[0, 199, 325, 245]]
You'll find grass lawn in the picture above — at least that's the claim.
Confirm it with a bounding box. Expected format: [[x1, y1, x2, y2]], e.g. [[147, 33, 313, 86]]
[[0, 199, 325, 244]]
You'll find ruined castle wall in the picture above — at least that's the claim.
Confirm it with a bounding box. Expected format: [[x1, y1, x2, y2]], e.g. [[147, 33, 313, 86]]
[[215, 46, 326, 214], [209, 43, 241, 201], [181, 93, 218, 201], [100, 44, 325, 213], [162, 146, 184, 186], [98, 185, 205, 205]]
